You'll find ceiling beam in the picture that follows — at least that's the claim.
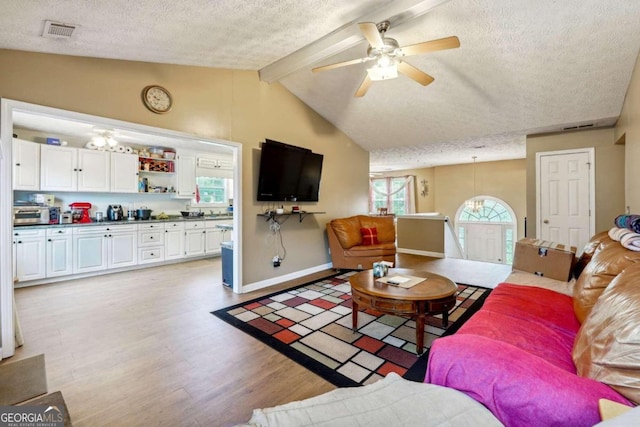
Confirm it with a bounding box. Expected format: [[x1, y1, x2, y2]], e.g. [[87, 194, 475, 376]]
[[258, 0, 450, 83]]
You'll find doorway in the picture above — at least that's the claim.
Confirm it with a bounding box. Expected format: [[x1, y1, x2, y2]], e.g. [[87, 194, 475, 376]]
[[455, 197, 517, 264], [536, 148, 594, 252], [0, 98, 244, 359]]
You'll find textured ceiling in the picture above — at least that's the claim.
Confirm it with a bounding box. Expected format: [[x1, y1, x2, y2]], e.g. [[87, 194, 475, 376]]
[[1, 0, 639, 171]]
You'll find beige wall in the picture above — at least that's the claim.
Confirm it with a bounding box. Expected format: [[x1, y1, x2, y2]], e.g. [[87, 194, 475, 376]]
[[525, 128, 624, 237], [0, 49, 369, 286], [434, 159, 526, 238], [616, 51, 640, 211], [380, 159, 527, 239]]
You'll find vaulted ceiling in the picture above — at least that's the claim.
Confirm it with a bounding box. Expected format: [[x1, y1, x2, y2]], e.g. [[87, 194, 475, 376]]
[[2, 0, 639, 171]]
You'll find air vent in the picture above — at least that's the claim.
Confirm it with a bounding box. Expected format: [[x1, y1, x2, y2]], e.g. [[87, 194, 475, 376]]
[[563, 123, 594, 131], [42, 20, 76, 39]]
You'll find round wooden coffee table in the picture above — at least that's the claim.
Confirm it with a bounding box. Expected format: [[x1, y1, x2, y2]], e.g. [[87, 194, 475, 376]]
[[349, 268, 458, 354]]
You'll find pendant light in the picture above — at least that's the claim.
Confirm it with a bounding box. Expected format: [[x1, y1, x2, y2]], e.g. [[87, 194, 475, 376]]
[[465, 156, 484, 212]]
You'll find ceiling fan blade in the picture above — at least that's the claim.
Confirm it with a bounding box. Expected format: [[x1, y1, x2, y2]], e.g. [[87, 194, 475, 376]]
[[400, 36, 460, 57], [359, 22, 384, 49], [397, 62, 434, 86], [354, 75, 372, 97], [312, 57, 371, 73]]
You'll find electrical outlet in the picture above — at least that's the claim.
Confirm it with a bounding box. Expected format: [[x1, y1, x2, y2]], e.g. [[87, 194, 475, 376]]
[[272, 255, 281, 267]]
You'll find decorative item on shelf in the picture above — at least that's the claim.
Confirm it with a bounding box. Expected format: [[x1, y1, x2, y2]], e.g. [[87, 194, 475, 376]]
[[465, 156, 484, 213]]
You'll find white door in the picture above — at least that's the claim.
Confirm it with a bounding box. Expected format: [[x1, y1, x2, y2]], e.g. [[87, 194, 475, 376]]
[[465, 223, 504, 263], [78, 149, 110, 192], [110, 152, 139, 193], [537, 150, 593, 251], [41, 145, 78, 191], [13, 138, 40, 191]]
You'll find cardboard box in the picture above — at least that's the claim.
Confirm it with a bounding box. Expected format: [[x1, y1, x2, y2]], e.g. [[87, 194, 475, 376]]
[[512, 238, 577, 281]]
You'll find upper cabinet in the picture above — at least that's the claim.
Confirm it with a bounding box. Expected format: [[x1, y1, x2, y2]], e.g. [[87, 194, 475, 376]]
[[41, 145, 110, 192], [12, 138, 41, 191], [111, 152, 139, 193], [176, 152, 197, 198]]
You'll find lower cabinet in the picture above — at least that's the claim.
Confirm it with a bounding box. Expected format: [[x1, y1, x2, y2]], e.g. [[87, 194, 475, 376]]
[[46, 228, 73, 278], [164, 222, 185, 260], [138, 223, 165, 264], [205, 222, 224, 255], [184, 221, 206, 257], [14, 228, 46, 282], [73, 225, 137, 273], [14, 219, 225, 284]]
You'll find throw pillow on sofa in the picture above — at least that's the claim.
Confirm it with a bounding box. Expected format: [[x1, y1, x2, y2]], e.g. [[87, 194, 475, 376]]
[[573, 262, 640, 404], [360, 227, 379, 245]]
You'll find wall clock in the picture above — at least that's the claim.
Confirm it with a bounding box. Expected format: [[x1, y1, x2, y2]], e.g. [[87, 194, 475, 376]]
[[142, 85, 172, 114]]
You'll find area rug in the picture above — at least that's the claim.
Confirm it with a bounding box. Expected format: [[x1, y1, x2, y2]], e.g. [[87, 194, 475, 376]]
[[212, 271, 491, 387]]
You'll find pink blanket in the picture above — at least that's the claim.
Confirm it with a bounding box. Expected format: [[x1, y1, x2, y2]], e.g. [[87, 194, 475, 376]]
[[425, 284, 631, 427]]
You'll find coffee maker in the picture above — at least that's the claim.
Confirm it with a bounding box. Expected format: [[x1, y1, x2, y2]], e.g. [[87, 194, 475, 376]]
[[107, 204, 124, 221]]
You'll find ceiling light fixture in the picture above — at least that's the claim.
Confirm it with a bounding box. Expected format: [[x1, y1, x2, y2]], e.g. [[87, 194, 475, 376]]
[[465, 156, 484, 212], [367, 55, 398, 81], [90, 128, 118, 147]]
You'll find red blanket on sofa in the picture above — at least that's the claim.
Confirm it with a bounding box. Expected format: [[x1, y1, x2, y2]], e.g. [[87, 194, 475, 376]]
[[425, 283, 631, 427]]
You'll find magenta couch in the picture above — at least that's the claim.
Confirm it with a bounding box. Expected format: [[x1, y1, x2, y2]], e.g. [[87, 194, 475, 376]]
[[425, 283, 632, 426]]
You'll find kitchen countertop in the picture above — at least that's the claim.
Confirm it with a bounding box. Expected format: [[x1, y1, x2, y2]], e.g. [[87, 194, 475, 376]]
[[14, 215, 233, 229]]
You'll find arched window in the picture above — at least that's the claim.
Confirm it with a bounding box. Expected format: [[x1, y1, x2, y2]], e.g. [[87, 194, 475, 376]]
[[455, 196, 517, 264]]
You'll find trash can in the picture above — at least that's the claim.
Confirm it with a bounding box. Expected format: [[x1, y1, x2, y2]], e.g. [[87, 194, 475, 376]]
[[221, 241, 233, 288]]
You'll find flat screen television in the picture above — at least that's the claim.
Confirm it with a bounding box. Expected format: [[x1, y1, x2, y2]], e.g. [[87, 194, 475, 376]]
[[257, 139, 323, 202]]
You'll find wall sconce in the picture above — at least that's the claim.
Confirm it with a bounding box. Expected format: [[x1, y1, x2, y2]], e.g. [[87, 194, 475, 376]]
[[420, 179, 428, 197]]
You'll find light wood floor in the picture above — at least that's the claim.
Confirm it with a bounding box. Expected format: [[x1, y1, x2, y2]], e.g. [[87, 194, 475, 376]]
[[5, 255, 511, 426]]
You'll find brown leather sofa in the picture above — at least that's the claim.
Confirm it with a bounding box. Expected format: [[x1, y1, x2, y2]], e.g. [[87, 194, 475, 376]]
[[427, 230, 640, 426], [326, 215, 396, 269]]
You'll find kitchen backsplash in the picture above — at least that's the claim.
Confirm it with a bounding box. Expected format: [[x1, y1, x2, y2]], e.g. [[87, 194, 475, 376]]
[[14, 190, 221, 218]]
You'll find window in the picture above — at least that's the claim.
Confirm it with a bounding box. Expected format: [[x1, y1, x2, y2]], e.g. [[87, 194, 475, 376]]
[[195, 176, 232, 206], [369, 176, 415, 215], [191, 154, 234, 208]]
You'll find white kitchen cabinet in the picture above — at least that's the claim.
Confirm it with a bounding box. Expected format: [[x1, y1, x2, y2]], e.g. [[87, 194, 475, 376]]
[[164, 222, 185, 261], [41, 145, 110, 192], [14, 228, 46, 281], [110, 152, 139, 193], [73, 224, 137, 273], [205, 221, 224, 255], [46, 228, 73, 278], [137, 223, 165, 264], [12, 138, 41, 190], [184, 221, 205, 256], [176, 153, 197, 198]]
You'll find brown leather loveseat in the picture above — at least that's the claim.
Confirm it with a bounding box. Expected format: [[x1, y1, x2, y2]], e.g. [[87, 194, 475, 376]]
[[326, 215, 396, 269]]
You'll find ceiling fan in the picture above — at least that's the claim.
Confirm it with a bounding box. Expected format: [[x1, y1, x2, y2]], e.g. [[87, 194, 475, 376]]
[[312, 21, 460, 97]]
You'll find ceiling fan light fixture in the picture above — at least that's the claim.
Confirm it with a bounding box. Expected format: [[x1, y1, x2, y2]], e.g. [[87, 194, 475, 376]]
[[367, 55, 398, 81]]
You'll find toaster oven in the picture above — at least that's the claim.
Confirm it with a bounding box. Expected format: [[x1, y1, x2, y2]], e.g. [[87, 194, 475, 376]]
[[13, 206, 50, 225]]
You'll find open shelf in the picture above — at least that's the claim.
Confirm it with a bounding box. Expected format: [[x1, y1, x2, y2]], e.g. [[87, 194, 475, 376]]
[[258, 211, 325, 223]]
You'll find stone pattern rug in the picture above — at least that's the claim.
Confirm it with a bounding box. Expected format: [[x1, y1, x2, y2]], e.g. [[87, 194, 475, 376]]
[[212, 271, 491, 387]]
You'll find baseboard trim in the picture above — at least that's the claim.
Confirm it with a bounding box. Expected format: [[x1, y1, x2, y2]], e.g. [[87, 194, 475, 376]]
[[242, 263, 334, 293], [397, 248, 445, 258]]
